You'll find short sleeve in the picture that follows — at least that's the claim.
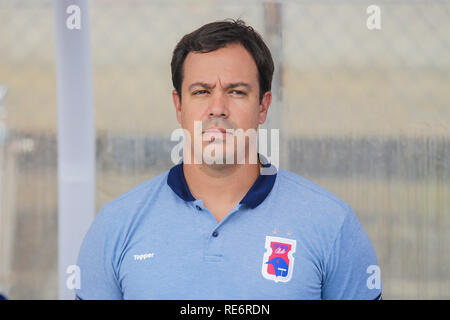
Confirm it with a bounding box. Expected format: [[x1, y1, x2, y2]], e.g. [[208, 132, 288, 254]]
[[75, 206, 123, 300], [322, 205, 382, 300]]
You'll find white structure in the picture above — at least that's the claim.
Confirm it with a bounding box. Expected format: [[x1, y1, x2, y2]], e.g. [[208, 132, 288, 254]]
[[53, 0, 95, 300], [0, 85, 16, 298]]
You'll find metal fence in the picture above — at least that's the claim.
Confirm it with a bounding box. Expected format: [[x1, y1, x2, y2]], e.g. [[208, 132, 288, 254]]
[[0, 0, 449, 299]]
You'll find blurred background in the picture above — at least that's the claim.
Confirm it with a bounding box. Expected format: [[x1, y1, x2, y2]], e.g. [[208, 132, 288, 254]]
[[0, 0, 449, 299]]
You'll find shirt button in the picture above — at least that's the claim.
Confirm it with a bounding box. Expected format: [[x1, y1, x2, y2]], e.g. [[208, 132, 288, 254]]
[[212, 231, 219, 237], [195, 205, 202, 211]]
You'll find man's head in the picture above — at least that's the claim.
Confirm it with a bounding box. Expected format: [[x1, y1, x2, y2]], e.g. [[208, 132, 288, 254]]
[[171, 19, 274, 165], [171, 19, 274, 104]]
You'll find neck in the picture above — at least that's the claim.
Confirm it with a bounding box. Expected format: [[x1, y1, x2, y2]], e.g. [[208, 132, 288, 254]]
[[183, 155, 262, 206]]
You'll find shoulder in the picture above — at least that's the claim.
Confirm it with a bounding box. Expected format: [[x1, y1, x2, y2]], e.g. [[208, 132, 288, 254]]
[[273, 169, 373, 269], [276, 168, 350, 211], [274, 168, 353, 225], [95, 170, 170, 227], [79, 169, 172, 262]]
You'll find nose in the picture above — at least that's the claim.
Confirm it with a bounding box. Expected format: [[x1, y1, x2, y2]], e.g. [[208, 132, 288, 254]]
[[207, 92, 229, 119]]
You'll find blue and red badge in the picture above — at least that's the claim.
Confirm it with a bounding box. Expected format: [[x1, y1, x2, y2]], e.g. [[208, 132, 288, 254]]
[[262, 236, 296, 283]]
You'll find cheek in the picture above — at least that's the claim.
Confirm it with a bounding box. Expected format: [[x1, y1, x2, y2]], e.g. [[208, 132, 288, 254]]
[[180, 107, 202, 137], [180, 104, 194, 125], [239, 107, 260, 129], [181, 114, 194, 134]]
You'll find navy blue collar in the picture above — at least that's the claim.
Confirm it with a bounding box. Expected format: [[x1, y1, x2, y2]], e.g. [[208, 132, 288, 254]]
[[167, 154, 277, 209]]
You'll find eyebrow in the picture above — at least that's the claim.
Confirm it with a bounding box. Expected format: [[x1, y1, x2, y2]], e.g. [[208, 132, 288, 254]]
[[188, 82, 252, 92]]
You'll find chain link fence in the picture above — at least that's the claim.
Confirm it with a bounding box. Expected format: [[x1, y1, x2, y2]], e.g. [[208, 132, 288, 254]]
[[0, 0, 449, 299]]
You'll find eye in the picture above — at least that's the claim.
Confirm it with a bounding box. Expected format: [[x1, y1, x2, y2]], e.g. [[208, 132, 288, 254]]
[[230, 90, 246, 95], [193, 90, 209, 95]]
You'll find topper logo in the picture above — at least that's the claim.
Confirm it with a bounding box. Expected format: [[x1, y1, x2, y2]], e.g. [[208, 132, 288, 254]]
[[133, 253, 155, 261]]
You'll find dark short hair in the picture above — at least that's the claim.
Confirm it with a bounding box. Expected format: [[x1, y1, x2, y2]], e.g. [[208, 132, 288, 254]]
[[171, 18, 274, 104]]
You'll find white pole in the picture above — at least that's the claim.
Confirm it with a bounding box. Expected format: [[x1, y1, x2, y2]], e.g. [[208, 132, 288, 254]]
[[263, 1, 285, 169], [53, 0, 95, 300]]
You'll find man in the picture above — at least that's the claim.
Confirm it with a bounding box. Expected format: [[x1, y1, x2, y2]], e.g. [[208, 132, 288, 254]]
[[75, 19, 382, 300]]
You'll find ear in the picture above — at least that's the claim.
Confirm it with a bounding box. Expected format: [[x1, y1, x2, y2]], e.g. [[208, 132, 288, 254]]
[[258, 91, 272, 125], [172, 89, 182, 125]]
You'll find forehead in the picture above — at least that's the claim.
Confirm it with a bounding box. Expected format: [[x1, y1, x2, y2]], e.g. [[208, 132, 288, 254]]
[[182, 43, 259, 88]]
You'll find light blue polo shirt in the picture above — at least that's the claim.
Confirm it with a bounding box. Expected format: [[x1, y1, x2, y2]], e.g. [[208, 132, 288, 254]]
[[75, 158, 382, 300]]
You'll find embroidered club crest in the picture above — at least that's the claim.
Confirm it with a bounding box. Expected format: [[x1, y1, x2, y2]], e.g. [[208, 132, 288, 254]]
[[261, 236, 296, 283]]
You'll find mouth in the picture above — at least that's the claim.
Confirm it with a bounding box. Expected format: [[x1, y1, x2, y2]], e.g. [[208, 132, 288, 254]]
[[202, 127, 231, 141]]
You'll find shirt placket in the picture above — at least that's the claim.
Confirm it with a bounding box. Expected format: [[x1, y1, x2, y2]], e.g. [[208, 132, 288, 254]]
[[192, 200, 242, 262]]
